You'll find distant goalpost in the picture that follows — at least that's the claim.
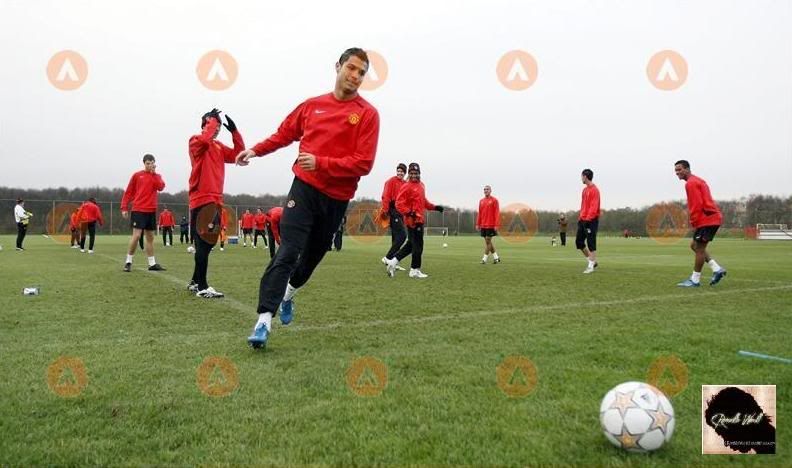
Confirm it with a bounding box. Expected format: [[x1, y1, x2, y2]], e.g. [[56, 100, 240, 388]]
[[756, 224, 792, 240]]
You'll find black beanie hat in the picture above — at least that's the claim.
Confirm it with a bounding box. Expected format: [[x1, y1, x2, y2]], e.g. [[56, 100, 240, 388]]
[[408, 162, 421, 173]]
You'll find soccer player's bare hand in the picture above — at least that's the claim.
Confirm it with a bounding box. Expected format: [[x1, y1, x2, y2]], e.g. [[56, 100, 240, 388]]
[[236, 150, 255, 166], [122, 211, 129, 219], [297, 152, 316, 171]]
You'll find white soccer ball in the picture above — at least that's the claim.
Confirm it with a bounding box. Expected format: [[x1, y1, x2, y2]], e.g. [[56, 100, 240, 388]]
[[600, 381, 675, 452], [442, 243, 448, 248], [187, 245, 196, 254]]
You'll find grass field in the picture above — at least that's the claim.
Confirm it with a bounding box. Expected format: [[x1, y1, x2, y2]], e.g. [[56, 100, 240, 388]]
[[1, 233, 789, 465]]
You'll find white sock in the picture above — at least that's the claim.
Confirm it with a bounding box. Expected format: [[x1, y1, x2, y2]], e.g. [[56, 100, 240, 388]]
[[493, 252, 499, 260], [257, 312, 273, 331], [588, 259, 595, 268], [125, 254, 133, 264], [708, 259, 722, 272], [283, 283, 298, 301], [482, 254, 488, 262], [148, 256, 156, 267], [691, 271, 702, 283]]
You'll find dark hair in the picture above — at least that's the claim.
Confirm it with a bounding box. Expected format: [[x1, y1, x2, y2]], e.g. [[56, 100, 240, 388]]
[[88, 197, 96, 203], [582, 169, 594, 181], [397, 163, 407, 172], [675, 160, 690, 169], [338, 48, 369, 67], [143, 153, 155, 163], [16, 198, 23, 203], [408, 162, 421, 174]]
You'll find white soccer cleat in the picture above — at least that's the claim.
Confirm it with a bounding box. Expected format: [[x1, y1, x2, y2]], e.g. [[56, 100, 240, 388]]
[[70, 245, 79, 249], [409, 269, 429, 278], [88, 250, 94, 254], [80, 249, 85, 253], [386, 257, 399, 278], [220, 247, 224, 251], [196, 286, 225, 298], [583, 266, 595, 274]]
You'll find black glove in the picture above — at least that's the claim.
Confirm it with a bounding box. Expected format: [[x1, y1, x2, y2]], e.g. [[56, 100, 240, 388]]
[[207, 108, 222, 123], [223, 115, 237, 133], [435, 205, 444, 213]]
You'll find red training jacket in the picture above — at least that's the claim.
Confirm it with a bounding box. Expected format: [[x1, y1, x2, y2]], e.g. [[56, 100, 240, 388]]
[[476, 196, 500, 229], [121, 170, 165, 213], [158, 210, 175, 227], [188, 118, 245, 209], [381, 176, 405, 213], [69, 211, 80, 229], [579, 184, 601, 221], [254, 213, 267, 230], [79, 201, 104, 225], [685, 175, 722, 228], [396, 180, 435, 228], [266, 207, 283, 244], [250, 93, 380, 201]]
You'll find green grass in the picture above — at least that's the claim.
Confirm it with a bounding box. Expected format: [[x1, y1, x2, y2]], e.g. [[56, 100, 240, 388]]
[[1, 233, 789, 465]]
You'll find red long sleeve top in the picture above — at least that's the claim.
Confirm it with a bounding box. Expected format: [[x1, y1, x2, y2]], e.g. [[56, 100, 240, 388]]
[[79, 201, 104, 225], [250, 93, 380, 201], [381, 176, 405, 212], [188, 118, 245, 209], [579, 184, 601, 222], [266, 207, 283, 243], [254, 213, 268, 230], [158, 210, 175, 227], [241, 212, 255, 229], [684, 175, 722, 228], [121, 170, 165, 213], [476, 196, 500, 229], [395, 180, 436, 228]]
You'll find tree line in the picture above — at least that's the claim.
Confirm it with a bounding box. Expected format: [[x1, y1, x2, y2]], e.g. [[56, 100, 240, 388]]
[[1, 186, 790, 237]]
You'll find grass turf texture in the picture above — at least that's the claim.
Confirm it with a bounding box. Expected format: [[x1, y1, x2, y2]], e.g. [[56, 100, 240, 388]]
[[0, 233, 789, 465]]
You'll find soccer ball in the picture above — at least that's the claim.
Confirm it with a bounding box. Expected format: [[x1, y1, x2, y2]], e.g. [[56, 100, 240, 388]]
[[187, 245, 196, 254], [600, 381, 675, 452], [442, 243, 448, 248]]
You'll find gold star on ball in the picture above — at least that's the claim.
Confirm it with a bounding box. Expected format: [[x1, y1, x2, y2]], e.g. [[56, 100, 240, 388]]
[[648, 408, 672, 434], [617, 427, 639, 450], [609, 391, 638, 418]]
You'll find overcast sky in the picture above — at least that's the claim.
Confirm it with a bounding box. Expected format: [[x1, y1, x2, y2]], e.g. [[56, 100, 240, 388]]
[[1, 0, 789, 211]]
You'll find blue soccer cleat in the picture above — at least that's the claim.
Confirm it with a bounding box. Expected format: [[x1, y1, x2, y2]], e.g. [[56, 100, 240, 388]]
[[676, 279, 700, 288], [280, 299, 294, 325], [710, 269, 727, 286], [248, 323, 269, 349]]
